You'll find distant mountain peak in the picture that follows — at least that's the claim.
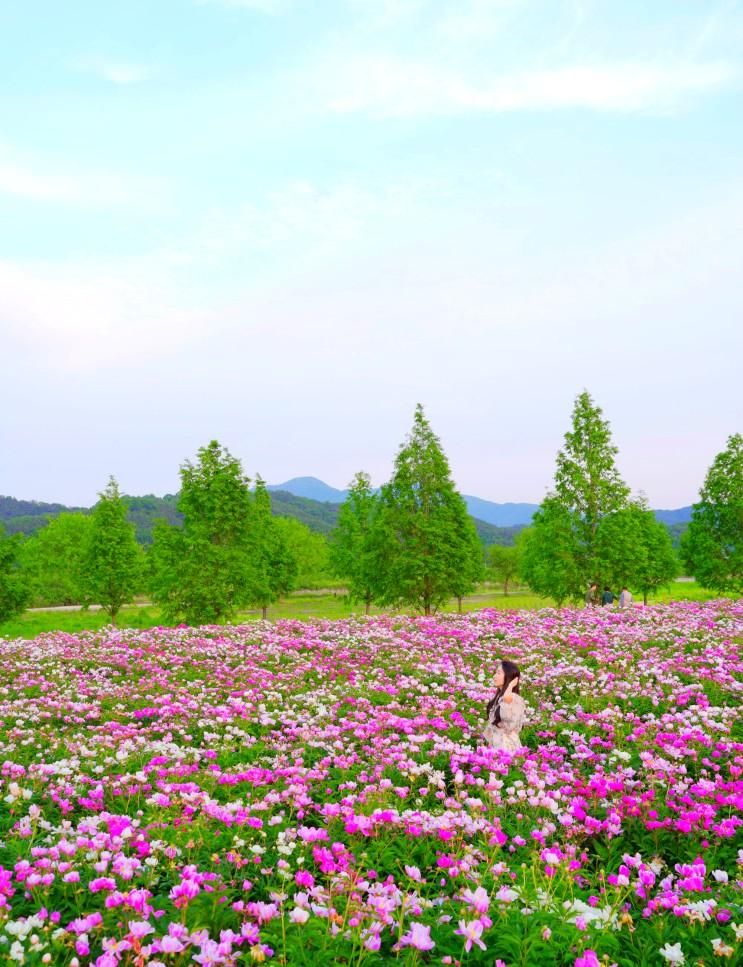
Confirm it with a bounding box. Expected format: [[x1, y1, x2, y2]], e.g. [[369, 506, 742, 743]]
[[268, 477, 348, 504]]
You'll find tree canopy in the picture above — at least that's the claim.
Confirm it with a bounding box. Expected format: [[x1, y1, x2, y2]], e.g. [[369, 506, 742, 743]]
[[81, 478, 143, 623], [329, 472, 379, 613], [682, 433, 743, 594], [150, 441, 259, 625], [0, 523, 30, 624], [369, 404, 483, 615]]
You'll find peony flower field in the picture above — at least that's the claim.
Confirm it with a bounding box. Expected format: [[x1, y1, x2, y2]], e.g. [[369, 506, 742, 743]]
[[1, 601, 742, 966]]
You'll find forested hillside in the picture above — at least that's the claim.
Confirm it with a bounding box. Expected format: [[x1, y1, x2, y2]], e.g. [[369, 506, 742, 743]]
[[0, 492, 677, 548]]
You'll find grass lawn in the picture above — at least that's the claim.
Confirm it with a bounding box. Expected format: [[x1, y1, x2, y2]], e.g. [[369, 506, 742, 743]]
[[0, 580, 736, 639]]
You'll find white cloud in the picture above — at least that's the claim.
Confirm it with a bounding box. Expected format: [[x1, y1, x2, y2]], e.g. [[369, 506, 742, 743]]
[[327, 57, 737, 117]]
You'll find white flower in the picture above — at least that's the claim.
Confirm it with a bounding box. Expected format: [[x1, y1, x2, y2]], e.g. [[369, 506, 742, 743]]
[[711, 870, 729, 883], [659, 942, 685, 964], [711, 938, 734, 957]]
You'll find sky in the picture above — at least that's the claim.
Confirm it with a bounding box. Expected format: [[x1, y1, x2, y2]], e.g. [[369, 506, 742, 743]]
[[1, 0, 742, 509]]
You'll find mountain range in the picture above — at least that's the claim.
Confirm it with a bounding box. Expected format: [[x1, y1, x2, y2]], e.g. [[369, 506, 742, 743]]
[[0, 478, 693, 548], [268, 477, 693, 528]]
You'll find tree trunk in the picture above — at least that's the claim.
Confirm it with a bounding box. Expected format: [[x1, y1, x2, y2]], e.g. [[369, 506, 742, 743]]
[[643, 590, 648, 606], [457, 596, 462, 613], [365, 596, 371, 615], [503, 579, 509, 597], [262, 605, 268, 620]]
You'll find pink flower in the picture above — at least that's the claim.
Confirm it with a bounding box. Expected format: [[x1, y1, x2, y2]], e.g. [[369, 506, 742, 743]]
[[401, 922, 435, 951], [159, 935, 185, 954], [575, 951, 601, 967], [461, 887, 489, 914], [88, 877, 116, 892], [455, 919, 487, 953]]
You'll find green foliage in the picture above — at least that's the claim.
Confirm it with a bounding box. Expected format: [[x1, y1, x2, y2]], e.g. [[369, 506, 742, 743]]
[[248, 477, 298, 615], [681, 433, 743, 593], [596, 500, 679, 600], [369, 404, 484, 615], [268, 489, 339, 534], [0, 523, 30, 623], [80, 478, 143, 623], [150, 441, 260, 624], [488, 543, 520, 594], [122, 493, 181, 543], [554, 391, 631, 536], [20, 512, 91, 606], [329, 471, 379, 612], [518, 498, 584, 605], [274, 517, 331, 589], [521, 392, 634, 602]]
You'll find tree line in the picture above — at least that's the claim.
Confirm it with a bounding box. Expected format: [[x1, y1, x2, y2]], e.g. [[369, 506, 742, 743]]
[[0, 395, 740, 625]]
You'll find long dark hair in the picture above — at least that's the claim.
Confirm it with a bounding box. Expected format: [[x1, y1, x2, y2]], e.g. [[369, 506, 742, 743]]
[[486, 660, 521, 724]]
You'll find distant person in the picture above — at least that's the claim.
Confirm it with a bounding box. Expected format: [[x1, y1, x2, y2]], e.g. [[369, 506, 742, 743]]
[[483, 660, 526, 751], [601, 586, 615, 607], [619, 586, 633, 609], [585, 583, 598, 607]]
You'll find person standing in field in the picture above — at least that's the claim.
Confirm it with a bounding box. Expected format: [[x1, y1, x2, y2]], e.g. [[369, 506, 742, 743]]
[[619, 586, 633, 609], [483, 660, 526, 751], [585, 582, 598, 607], [601, 586, 615, 607]]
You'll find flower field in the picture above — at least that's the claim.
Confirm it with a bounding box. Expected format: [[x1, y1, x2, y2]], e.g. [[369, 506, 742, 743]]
[[0, 602, 741, 966]]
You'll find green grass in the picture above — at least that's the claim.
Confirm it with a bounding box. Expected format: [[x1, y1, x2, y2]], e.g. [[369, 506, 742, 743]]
[[0, 581, 736, 639]]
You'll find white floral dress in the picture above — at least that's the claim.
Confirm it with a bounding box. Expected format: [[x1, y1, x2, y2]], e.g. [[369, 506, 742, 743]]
[[483, 694, 527, 751]]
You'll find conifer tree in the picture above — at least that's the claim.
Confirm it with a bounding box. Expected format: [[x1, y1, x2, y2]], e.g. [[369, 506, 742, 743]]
[[250, 476, 297, 619], [371, 404, 483, 615], [81, 477, 142, 624], [521, 392, 631, 602], [150, 441, 257, 625], [329, 471, 379, 614], [682, 433, 743, 593]]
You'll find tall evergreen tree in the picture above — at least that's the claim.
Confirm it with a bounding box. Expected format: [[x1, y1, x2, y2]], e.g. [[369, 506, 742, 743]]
[[681, 433, 743, 593], [521, 391, 631, 602], [371, 404, 483, 615], [250, 476, 297, 619], [150, 441, 258, 625], [329, 471, 379, 614], [81, 478, 142, 624], [0, 524, 30, 624]]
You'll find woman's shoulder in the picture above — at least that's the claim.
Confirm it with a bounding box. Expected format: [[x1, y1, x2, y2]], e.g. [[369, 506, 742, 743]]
[[512, 693, 527, 708]]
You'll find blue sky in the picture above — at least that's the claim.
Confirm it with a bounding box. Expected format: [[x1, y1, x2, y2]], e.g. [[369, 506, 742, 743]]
[[1, 0, 742, 507]]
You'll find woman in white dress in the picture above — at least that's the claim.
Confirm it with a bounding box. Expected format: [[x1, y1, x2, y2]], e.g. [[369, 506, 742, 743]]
[[483, 659, 526, 751]]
